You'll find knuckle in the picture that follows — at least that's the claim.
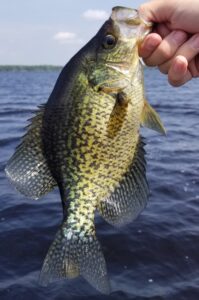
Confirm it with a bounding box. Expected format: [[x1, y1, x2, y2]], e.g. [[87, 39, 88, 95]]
[[154, 46, 173, 64], [172, 30, 188, 45], [160, 48, 173, 61], [144, 43, 174, 66]]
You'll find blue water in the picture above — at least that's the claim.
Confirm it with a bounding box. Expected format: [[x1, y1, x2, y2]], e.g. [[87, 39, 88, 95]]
[[0, 67, 199, 300]]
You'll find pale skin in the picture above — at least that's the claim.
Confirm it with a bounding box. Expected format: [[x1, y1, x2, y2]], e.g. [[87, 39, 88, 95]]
[[138, 0, 199, 86]]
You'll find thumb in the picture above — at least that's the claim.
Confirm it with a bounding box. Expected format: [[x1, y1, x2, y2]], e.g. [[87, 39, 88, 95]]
[[138, 0, 174, 23]]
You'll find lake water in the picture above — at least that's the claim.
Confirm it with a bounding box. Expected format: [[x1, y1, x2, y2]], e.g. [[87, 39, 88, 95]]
[[0, 66, 199, 300]]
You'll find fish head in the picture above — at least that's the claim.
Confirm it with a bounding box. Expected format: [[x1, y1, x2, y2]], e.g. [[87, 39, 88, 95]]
[[93, 6, 152, 76]]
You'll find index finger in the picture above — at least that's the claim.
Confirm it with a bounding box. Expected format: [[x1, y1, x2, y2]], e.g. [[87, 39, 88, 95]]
[[139, 33, 162, 58]]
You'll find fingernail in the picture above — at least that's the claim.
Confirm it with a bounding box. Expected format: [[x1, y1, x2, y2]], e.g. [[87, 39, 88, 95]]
[[172, 31, 187, 44], [191, 34, 199, 50]]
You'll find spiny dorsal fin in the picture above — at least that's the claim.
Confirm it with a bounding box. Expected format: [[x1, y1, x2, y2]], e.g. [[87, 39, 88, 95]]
[[98, 137, 149, 227], [5, 104, 56, 199], [141, 99, 166, 135]]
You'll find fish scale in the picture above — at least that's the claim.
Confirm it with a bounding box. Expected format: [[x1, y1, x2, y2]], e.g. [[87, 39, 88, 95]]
[[5, 6, 166, 294]]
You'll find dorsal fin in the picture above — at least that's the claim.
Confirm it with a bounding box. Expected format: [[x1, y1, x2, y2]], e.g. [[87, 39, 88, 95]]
[[5, 104, 56, 199], [141, 99, 166, 135]]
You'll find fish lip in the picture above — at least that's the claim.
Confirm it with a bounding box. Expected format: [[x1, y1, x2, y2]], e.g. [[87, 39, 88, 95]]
[[111, 6, 152, 26], [138, 17, 153, 39], [111, 6, 153, 39], [111, 6, 139, 22], [140, 17, 153, 29], [138, 11, 153, 36]]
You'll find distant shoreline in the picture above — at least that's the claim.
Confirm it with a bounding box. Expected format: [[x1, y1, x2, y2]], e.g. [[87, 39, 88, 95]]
[[0, 65, 63, 71], [0, 64, 151, 71]]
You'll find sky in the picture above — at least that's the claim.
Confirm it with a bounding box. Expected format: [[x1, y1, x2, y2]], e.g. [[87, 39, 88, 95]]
[[0, 0, 146, 65]]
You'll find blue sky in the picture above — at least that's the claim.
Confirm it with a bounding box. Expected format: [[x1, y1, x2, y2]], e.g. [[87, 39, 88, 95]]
[[1, 0, 145, 65]]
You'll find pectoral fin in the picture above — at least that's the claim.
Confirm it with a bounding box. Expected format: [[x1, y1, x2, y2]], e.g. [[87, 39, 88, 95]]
[[141, 99, 166, 135]]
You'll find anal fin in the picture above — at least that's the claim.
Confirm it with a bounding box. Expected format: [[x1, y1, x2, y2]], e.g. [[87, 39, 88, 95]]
[[98, 137, 149, 227], [5, 104, 56, 199]]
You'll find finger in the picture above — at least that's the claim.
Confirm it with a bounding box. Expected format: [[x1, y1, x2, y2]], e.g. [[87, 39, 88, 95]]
[[154, 23, 171, 38], [144, 30, 188, 66], [188, 55, 199, 78], [168, 55, 191, 87], [159, 33, 199, 74], [139, 33, 162, 58]]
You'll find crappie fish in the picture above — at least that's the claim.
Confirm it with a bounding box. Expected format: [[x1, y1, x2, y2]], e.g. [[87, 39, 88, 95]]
[[5, 6, 165, 294]]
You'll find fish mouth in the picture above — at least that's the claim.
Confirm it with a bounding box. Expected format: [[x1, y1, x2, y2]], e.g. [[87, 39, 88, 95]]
[[111, 6, 152, 27], [111, 7, 140, 23], [111, 6, 153, 39]]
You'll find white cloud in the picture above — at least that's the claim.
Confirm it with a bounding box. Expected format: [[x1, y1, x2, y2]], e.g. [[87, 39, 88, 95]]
[[82, 9, 109, 21], [53, 31, 76, 41], [53, 31, 84, 45], [54, 32, 77, 40]]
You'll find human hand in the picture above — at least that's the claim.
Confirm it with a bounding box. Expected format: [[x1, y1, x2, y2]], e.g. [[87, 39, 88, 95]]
[[138, 0, 199, 86]]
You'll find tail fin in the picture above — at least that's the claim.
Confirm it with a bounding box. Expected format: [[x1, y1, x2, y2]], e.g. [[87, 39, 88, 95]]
[[39, 226, 110, 294]]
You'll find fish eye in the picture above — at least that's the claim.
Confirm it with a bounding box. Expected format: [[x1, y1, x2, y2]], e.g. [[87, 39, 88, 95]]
[[102, 34, 116, 49]]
